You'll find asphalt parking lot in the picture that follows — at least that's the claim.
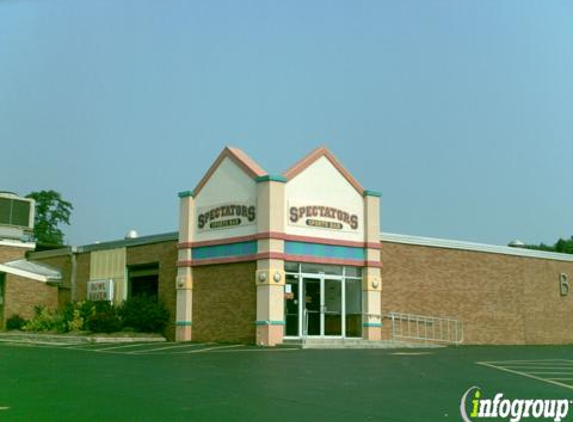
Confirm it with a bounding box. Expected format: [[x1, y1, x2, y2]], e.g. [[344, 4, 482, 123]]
[[1, 341, 572, 421]]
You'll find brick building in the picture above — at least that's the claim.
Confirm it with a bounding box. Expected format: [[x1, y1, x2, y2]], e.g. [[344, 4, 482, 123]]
[[2, 148, 572, 345], [0, 193, 62, 326]]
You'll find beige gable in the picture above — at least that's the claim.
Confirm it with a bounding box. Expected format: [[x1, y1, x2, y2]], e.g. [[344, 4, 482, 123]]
[[285, 156, 365, 242]]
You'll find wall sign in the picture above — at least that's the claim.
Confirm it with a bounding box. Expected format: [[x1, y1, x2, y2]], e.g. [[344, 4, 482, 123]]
[[197, 202, 256, 231], [288, 201, 359, 231], [87, 279, 114, 302]]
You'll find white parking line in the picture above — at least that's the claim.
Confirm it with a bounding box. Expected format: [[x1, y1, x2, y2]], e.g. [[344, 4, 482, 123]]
[[211, 348, 299, 353], [92, 342, 167, 352], [66, 343, 119, 349], [526, 372, 573, 375], [129, 342, 215, 354], [480, 359, 573, 364], [174, 344, 243, 354], [477, 360, 573, 391], [502, 366, 573, 370]]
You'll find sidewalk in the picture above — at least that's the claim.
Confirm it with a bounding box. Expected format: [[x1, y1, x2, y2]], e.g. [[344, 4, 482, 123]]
[[0, 331, 166, 346]]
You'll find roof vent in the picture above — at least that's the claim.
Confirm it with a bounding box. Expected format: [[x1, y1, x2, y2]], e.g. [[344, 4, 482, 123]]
[[125, 229, 139, 240], [508, 239, 525, 248]]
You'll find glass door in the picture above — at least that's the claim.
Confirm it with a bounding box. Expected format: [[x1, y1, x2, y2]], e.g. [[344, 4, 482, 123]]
[[284, 263, 363, 339], [304, 278, 321, 336], [284, 274, 299, 337], [302, 276, 343, 337], [323, 278, 342, 336]]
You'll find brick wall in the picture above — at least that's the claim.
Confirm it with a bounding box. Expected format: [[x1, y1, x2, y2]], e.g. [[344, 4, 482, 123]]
[[380, 241, 573, 345], [75, 253, 90, 301], [192, 262, 256, 344], [31, 255, 72, 287], [3, 274, 59, 323], [523, 259, 573, 344], [32, 253, 80, 309], [127, 241, 178, 340], [0, 245, 30, 264]]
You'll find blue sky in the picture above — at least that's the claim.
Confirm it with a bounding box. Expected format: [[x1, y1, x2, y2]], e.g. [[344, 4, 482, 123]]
[[1, 0, 572, 246]]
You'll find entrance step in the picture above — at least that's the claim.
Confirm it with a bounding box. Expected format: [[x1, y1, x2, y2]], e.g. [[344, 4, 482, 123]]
[[283, 338, 443, 349]]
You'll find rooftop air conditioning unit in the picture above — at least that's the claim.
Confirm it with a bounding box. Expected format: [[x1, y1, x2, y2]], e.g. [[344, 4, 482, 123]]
[[0, 192, 35, 237]]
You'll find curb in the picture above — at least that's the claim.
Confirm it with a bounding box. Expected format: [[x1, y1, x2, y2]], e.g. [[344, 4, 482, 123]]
[[0, 332, 167, 346]]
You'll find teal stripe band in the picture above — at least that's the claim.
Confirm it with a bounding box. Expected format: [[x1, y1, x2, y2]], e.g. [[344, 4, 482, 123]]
[[175, 321, 192, 326], [362, 322, 383, 327], [363, 190, 382, 197], [254, 320, 286, 326], [178, 190, 194, 198], [193, 241, 257, 260], [285, 241, 365, 260], [256, 175, 287, 183]]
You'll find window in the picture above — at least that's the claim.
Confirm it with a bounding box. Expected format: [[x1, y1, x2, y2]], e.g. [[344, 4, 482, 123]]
[[128, 264, 159, 299]]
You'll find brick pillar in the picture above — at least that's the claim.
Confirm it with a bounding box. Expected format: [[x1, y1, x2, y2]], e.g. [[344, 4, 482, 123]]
[[363, 191, 382, 340], [255, 176, 286, 346], [175, 191, 194, 341]]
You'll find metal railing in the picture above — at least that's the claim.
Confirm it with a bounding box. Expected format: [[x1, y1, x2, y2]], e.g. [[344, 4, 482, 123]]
[[387, 312, 463, 344]]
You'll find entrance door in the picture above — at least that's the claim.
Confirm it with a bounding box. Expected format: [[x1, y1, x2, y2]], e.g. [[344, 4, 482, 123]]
[[323, 278, 342, 336], [304, 278, 321, 336], [303, 276, 342, 337]]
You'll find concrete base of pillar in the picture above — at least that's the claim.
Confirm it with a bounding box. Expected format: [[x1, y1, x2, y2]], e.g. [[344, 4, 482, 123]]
[[256, 324, 284, 346], [363, 325, 382, 341], [176, 325, 192, 342]]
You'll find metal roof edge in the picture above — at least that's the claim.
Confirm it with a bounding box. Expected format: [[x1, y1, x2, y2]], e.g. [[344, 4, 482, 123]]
[[380, 232, 573, 263], [0, 263, 50, 282], [28, 246, 74, 259], [0, 239, 36, 249], [77, 231, 179, 253], [29, 232, 179, 258], [9, 260, 62, 282]]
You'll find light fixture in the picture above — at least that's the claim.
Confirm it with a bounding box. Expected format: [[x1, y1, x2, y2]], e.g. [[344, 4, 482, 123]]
[[273, 271, 282, 283], [258, 272, 267, 283]]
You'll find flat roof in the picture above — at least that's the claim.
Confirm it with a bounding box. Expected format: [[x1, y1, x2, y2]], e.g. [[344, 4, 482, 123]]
[[380, 232, 573, 263], [29, 231, 178, 259]]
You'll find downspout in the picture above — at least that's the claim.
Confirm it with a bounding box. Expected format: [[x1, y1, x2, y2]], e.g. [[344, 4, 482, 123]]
[[70, 247, 77, 301]]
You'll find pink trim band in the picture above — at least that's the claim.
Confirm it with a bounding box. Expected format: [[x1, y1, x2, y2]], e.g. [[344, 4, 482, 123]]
[[177, 255, 257, 267], [255, 252, 286, 260], [178, 254, 381, 268], [179, 233, 267, 248], [365, 261, 383, 268]]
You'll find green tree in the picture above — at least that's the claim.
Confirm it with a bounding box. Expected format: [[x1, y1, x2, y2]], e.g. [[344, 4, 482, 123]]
[[525, 236, 573, 255], [555, 237, 573, 254], [26, 190, 73, 246]]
